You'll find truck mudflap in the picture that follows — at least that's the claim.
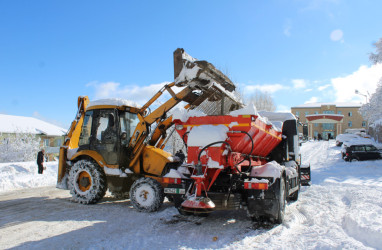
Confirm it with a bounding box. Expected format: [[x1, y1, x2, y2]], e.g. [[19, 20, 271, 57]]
[[300, 164, 311, 186], [246, 178, 282, 222]]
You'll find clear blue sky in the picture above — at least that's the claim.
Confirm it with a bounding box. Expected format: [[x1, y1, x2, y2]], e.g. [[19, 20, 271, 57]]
[[1, 0, 382, 129]]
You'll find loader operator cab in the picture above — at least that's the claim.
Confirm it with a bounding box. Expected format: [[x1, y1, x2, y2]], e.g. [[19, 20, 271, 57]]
[[78, 108, 139, 167]]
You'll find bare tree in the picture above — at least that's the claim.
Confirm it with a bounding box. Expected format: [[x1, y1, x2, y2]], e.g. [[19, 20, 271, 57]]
[[369, 38, 382, 64], [0, 132, 41, 163], [246, 90, 276, 112]]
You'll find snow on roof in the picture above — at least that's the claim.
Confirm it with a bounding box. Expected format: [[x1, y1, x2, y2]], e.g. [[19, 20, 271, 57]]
[[306, 114, 344, 118], [87, 98, 141, 109], [342, 137, 376, 147], [292, 102, 362, 108], [0, 114, 66, 136]]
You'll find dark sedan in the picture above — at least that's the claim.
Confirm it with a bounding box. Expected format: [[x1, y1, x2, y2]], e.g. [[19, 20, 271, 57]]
[[344, 144, 382, 162]]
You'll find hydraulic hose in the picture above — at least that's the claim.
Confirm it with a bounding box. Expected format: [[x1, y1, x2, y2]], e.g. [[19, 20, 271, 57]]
[[182, 131, 190, 149], [197, 141, 232, 164]]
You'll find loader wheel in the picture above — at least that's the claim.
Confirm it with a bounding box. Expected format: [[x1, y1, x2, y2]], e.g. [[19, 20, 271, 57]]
[[274, 177, 286, 224], [68, 160, 107, 204], [130, 177, 164, 212]]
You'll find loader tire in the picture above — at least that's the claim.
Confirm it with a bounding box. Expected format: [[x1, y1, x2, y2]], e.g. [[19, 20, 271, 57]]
[[274, 177, 286, 224], [130, 177, 164, 212], [68, 160, 107, 204]]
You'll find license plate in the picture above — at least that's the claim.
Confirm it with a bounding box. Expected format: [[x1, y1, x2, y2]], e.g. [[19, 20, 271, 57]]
[[164, 188, 185, 194]]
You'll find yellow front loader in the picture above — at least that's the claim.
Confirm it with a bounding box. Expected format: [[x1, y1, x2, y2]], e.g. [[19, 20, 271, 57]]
[[57, 48, 242, 212]]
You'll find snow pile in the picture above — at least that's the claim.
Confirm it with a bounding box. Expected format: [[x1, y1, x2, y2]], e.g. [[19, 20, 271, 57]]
[[175, 63, 200, 84], [104, 166, 126, 177], [247, 178, 269, 184], [250, 161, 283, 179], [187, 124, 228, 147], [87, 98, 140, 109], [0, 161, 58, 192], [171, 108, 206, 122], [163, 169, 183, 178], [258, 111, 296, 122], [229, 103, 257, 116], [207, 158, 224, 169]]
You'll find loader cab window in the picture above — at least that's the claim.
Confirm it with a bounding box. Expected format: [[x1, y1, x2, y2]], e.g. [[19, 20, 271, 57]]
[[96, 113, 116, 143], [120, 112, 139, 145], [93, 110, 118, 165], [79, 111, 93, 146]]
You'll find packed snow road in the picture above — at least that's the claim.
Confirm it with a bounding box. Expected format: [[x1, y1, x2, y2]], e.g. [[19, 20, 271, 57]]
[[1, 140, 382, 249]]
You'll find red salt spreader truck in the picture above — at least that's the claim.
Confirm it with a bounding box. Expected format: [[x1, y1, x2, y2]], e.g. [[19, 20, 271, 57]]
[[165, 109, 311, 223]]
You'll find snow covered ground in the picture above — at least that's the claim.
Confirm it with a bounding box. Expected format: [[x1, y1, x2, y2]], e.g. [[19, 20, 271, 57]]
[[1, 140, 382, 249]]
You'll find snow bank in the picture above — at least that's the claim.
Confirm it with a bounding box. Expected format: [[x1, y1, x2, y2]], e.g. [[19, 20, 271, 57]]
[[187, 125, 228, 147], [0, 161, 58, 192]]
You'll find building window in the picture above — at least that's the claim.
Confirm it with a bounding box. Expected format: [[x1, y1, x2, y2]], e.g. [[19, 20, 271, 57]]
[[314, 131, 318, 138], [348, 112, 352, 117], [338, 111, 342, 115], [296, 111, 300, 117], [314, 111, 319, 114], [44, 139, 50, 147], [362, 121, 366, 127], [56, 139, 62, 146], [305, 111, 309, 116], [323, 110, 334, 114], [348, 121, 352, 127], [314, 123, 318, 127], [323, 123, 334, 130]]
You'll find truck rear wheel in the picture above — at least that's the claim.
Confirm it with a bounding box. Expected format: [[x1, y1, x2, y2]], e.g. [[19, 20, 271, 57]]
[[68, 160, 107, 204], [130, 177, 164, 212], [275, 177, 286, 224]]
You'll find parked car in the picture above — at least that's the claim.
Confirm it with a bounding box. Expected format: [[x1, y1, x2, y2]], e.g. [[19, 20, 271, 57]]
[[343, 144, 382, 162], [335, 133, 360, 146]]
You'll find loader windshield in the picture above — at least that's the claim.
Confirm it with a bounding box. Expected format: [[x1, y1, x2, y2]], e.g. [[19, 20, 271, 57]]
[[120, 112, 139, 144]]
